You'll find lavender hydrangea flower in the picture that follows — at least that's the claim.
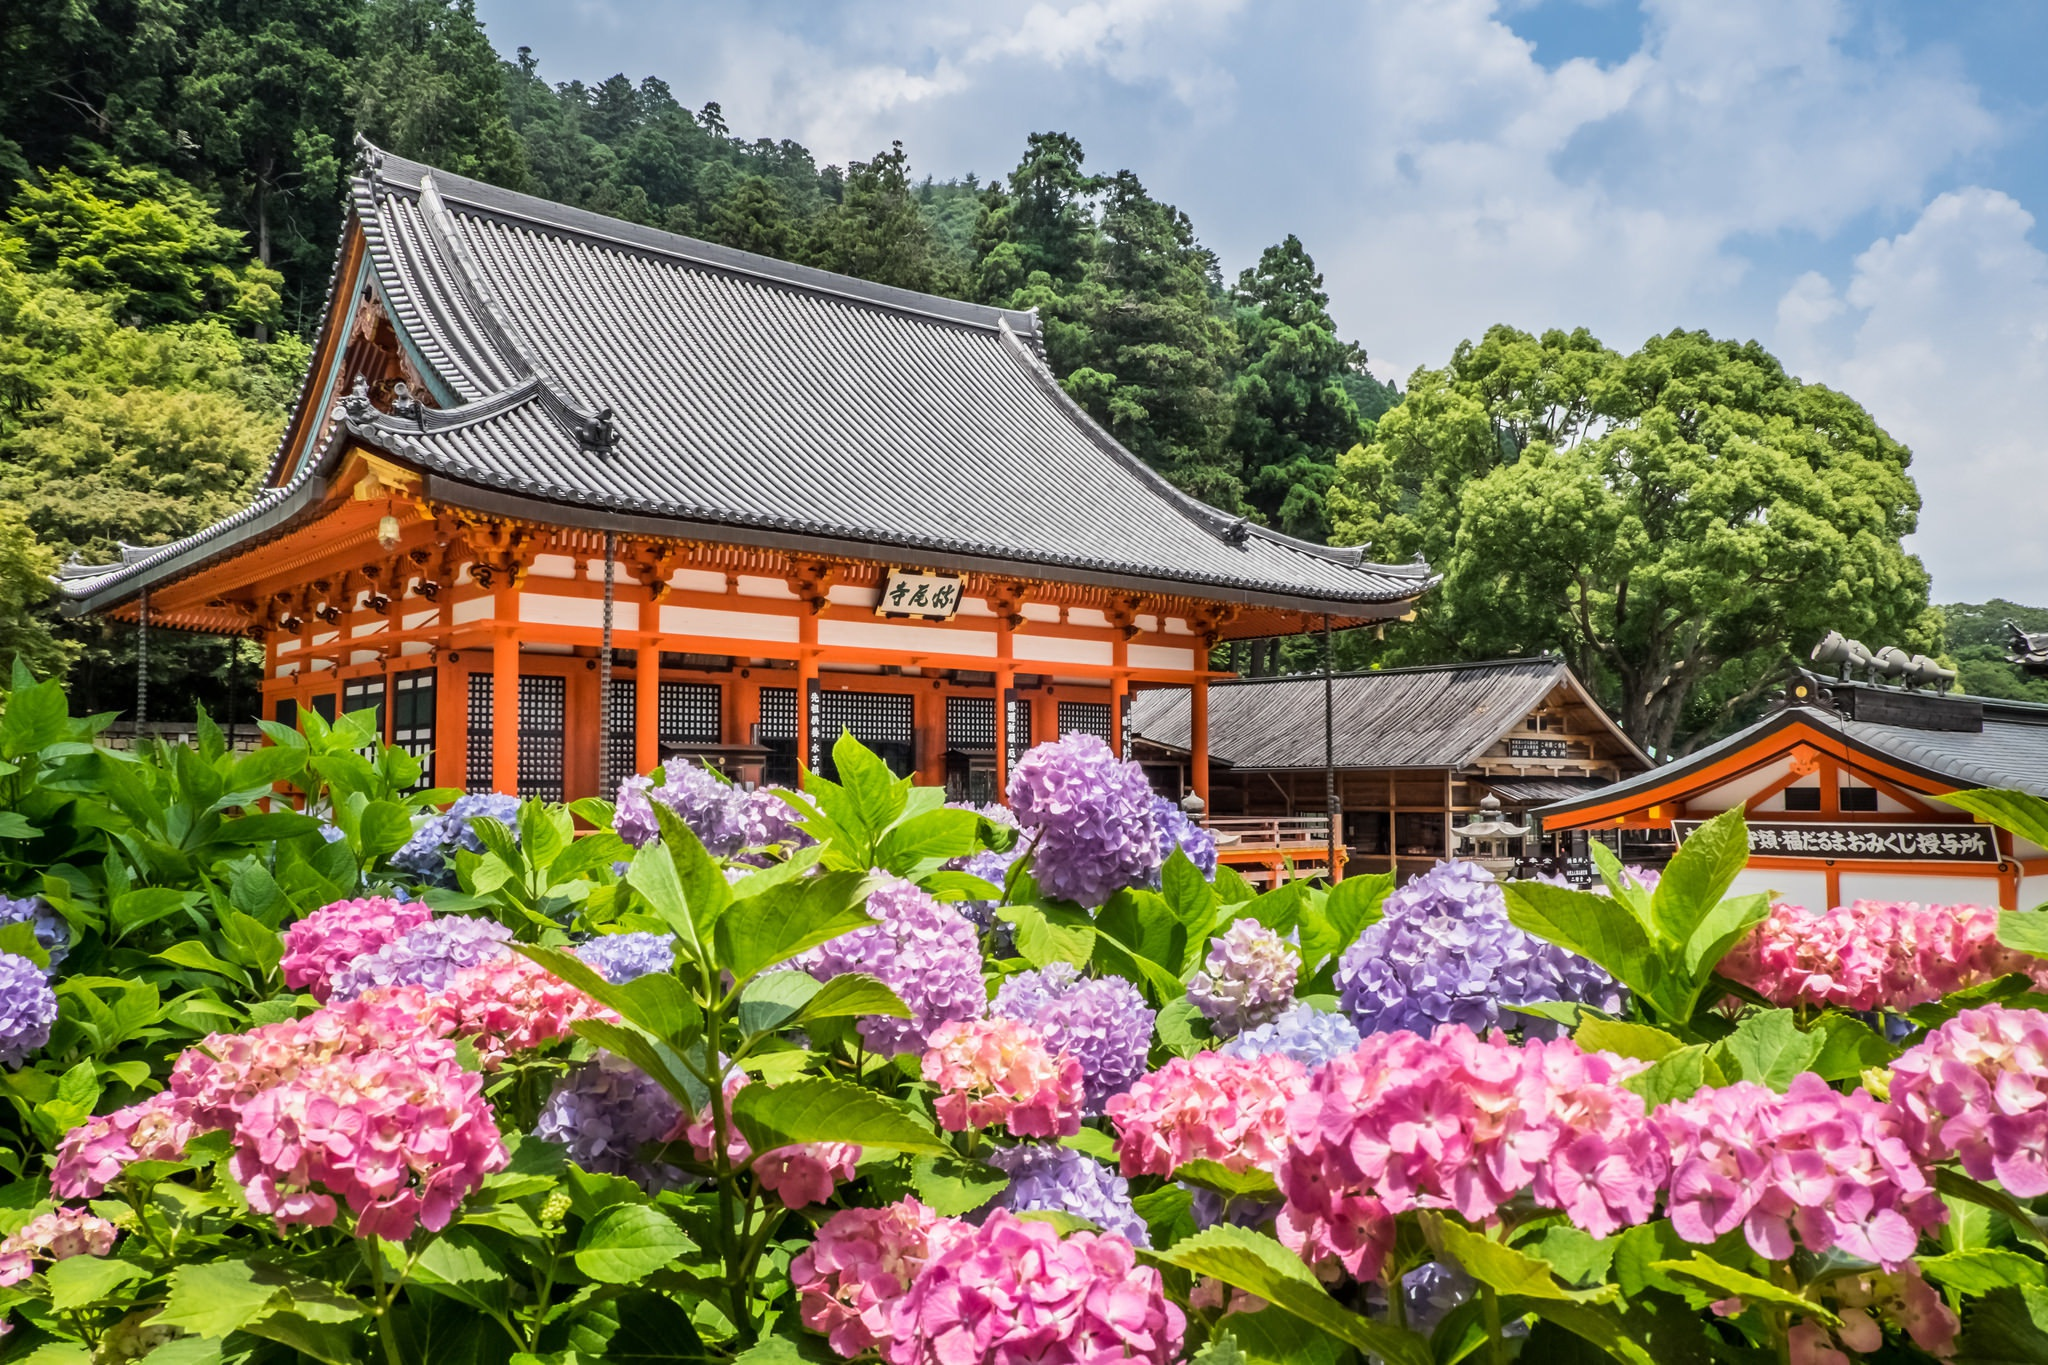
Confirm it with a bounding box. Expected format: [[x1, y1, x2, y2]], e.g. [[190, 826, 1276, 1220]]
[[991, 963, 1154, 1112], [796, 879, 984, 1056], [1219, 1002, 1360, 1071], [0, 951, 56, 1067], [1151, 798, 1218, 879], [617, 767, 808, 858], [1008, 734, 1166, 907], [1186, 919, 1298, 1036], [1403, 1262, 1477, 1336], [989, 1143, 1149, 1246], [392, 793, 521, 881], [577, 931, 676, 984], [0, 896, 68, 973], [1334, 860, 1621, 1037], [533, 1056, 685, 1191], [328, 915, 513, 1001]]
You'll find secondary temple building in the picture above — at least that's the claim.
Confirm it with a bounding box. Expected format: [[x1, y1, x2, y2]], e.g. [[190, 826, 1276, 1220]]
[[1536, 675, 2048, 909], [57, 144, 1432, 806], [1129, 657, 1652, 882]]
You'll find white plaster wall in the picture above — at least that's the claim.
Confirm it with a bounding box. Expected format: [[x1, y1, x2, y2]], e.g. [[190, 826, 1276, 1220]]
[[1728, 867, 1829, 907], [659, 605, 798, 642]]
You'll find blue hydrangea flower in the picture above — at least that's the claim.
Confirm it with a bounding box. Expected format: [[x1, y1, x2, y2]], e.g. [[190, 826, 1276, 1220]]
[[0, 896, 69, 973], [315, 820, 347, 844], [1404, 1262, 1477, 1336], [796, 880, 984, 1056], [577, 931, 675, 984], [1008, 734, 1167, 907], [392, 793, 521, 881], [1220, 1002, 1361, 1071], [1186, 919, 1298, 1036], [991, 963, 1154, 1112], [328, 915, 513, 1001], [1334, 860, 1621, 1037], [534, 1056, 685, 1191], [0, 951, 57, 1067], [1151, 797, 1218, 879], [989, 1143, 1149, 1246]]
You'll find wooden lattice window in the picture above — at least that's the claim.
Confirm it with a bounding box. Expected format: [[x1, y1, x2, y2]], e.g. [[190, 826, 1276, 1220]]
[[1058, 701, 1112, 741], [758, 687, 797, 740], [659, 681, 722, 747], [518, 675, 566, 801], [391, 669, 435, 788], [342, 676, 386, 740], [819, 691, 914, 747], [466, 674, 493, 793], [947, 696, 995, 750]]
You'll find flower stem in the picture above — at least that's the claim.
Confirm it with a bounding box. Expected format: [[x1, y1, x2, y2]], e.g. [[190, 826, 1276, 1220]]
[[1481, 1284, 1504, 1365]]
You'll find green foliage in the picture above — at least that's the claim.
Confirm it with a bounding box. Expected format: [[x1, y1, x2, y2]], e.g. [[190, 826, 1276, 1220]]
[[1331, 324, 1934, 754], [356, 0, 528, 187], [1943, 599, 2048, 703]]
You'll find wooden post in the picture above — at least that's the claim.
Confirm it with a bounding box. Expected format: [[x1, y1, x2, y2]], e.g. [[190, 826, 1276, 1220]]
[[435, 650, 466, 792], [1190, 675, 1210, 813], [994, 613, 1015, 802], [635, 645, 660, 779], [797, 612, 819, 778], [1109, 636, 1130, 758], [491, 621, 520, 796]]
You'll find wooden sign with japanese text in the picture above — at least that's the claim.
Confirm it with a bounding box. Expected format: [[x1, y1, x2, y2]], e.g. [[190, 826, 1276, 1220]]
[[876, 570, 963, 620], [1673, 820, 1998, 863]]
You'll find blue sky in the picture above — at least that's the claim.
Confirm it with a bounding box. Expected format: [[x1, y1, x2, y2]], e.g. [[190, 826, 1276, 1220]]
[[473, 0, 2048, 606]]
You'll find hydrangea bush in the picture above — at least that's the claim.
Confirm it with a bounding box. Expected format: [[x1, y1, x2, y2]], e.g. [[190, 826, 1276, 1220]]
[[11, 695, 2048, 1365]]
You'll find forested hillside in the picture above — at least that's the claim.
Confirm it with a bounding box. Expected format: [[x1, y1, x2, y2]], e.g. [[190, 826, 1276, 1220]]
[[0, 0, 1397, 717]]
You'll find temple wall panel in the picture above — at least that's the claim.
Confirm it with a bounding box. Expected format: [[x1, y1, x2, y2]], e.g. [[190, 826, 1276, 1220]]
[[819, 618, 996, 656], [659, 604, 802, 642], [1130, 644, 1197, 671], [1012, 635, 1113, 667]]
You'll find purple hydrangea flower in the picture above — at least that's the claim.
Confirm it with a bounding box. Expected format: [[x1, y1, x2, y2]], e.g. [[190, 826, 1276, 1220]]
[[1151, 798, 1218, 879], [1403, 1262, 1477, 1336], [0, 896, 69, 973], [1334, 860, 1622, 1037], [1219, 1002, 1361, 1071], [1008, 734, 1166, 907], [947, 801, 1025, 892], [533, 1056, 686, 1191], [796, 879, 984, 1056], [577, 931, 675, 984], [315, 820, 347, 844], [991, 964, 1154, 1112], [1187, 1186, 1281, 1232], [1186, 919, 1298, 1036], [617, 767, 808, 858], [0, 951, 57, 1067], [989, 1142, 1148, 1246], [328, 915, 514, 1001], [392, 793, 521, 880]]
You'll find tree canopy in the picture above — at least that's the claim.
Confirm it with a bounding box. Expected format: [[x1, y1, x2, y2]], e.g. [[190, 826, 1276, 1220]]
[[1331, 325, 1936, 755]]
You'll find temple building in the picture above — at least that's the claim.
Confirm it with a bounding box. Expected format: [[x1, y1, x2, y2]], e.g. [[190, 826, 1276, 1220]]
[[1537, 675, 2048, 909], [56, 144, 1431, 808], [1129, 657, 1651, 883]]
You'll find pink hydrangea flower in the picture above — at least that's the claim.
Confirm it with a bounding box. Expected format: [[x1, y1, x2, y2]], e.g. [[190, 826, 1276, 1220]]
[[52, 1091, 199, 1199], [1106, 1051, 1305, 1178], [1657, 1073, 1942, 1269], [676, 1073, 862, 1209], [1721, 900, 2048, 1013], [1793, 1268, 1960, 1362], [229, 1038, 507, 1240], [924, 1018, 1084, 1139], [422, 956, 616, 1067], [884, 1210, 1184, 1365], [1889, 1003, 2048, 1197], [0, 1208, 120, 1287], [1277, 1026, 1665, 1277], [170, 989, 444, 1130], [792, 1199, 964, 1358], [279, 897, 432, 1001]]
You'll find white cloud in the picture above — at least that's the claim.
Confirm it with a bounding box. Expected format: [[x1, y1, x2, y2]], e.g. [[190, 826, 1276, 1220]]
[[1776, 188, 2048, 604]]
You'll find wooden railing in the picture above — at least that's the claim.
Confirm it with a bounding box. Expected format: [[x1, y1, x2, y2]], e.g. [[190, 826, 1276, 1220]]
[[1205, 815, 1332, 850]]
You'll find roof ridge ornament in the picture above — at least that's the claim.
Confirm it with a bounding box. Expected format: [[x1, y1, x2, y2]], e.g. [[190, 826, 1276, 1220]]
[[412, 172, 624, 453]]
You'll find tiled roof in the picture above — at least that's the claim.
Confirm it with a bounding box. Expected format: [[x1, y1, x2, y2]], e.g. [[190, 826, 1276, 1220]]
[[1130, 658, 1644, 770], [59, 144, 1433, 615], [1536, 693, 2048, 814]]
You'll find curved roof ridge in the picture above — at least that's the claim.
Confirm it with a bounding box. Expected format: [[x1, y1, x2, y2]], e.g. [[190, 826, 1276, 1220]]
[[990, 321, 1430, 575], [362, 141, 1043, 344]]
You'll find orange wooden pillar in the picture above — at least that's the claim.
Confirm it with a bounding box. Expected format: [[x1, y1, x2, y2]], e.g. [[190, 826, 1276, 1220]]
[[635, 644, 660, 779], [435, 650, 467, 792], [797, 612, 819, 777], [1190, 675, 1210, 812], [1109, 637, 1129, 758], [915, 678, 945, 786], [994, 617, 1015, 801], [491, 615, 520, 796]]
